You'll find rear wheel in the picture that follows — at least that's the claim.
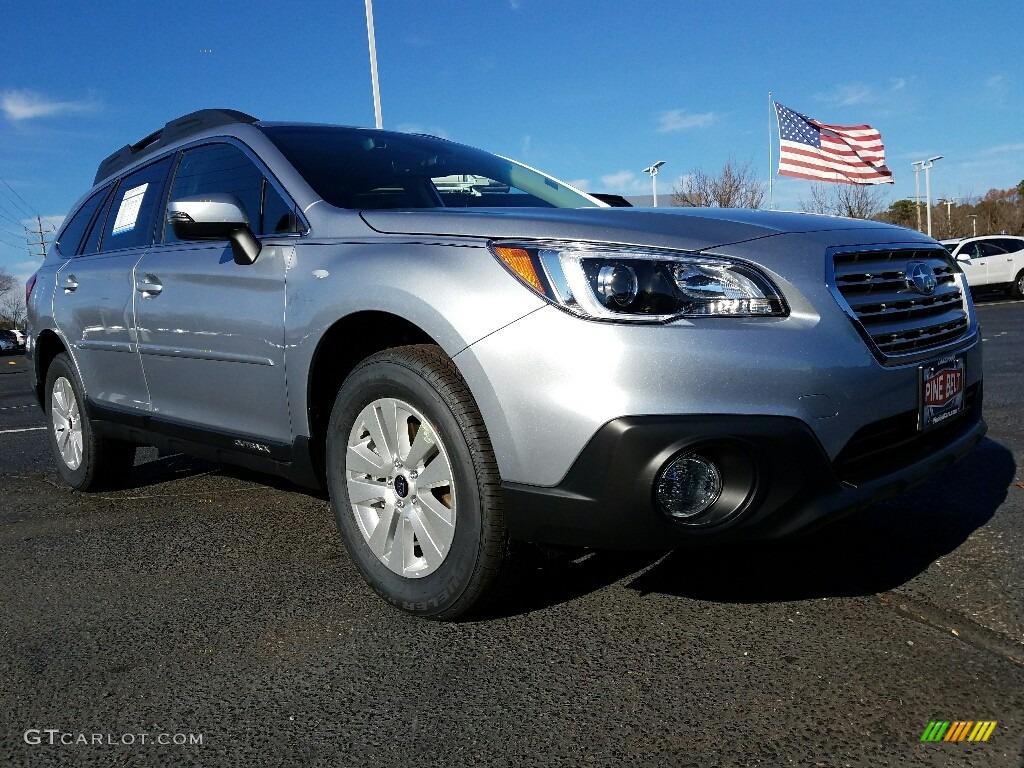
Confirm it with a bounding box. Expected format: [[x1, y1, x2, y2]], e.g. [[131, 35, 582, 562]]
[[45, 353, 136, 490], [325, 345, 515, 619], [1010, 269, 1024, 300]]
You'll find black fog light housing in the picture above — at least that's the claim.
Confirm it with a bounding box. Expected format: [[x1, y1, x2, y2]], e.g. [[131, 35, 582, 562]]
[[655, 453, 722, 519], [654, 443, 757, 528]]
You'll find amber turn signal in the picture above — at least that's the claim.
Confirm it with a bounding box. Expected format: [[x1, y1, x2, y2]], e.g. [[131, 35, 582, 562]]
[[494, 247, 545, 295]]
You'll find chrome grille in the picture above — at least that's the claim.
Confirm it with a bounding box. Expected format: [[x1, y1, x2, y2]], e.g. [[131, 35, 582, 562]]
[[831, 247, 969, 359]]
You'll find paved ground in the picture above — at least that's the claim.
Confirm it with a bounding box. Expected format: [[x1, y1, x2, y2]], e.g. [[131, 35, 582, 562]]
[[1, 299, 1022, 767]]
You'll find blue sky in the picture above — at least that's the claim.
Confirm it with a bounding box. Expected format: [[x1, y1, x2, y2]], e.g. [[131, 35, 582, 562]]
[[1, 0, 1022, 287]]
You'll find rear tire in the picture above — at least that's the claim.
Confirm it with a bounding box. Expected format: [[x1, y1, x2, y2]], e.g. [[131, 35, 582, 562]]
[[325, 345, 515, 620], [44, 353, 136, 491], [1010, 269, 1024, 300]]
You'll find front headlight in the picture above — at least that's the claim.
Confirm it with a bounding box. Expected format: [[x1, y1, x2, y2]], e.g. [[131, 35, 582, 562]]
[[490, 242, 787, 321]]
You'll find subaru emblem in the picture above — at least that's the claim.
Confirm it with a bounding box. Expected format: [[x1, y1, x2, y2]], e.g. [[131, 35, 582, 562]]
[[905, 262, 937, 295]]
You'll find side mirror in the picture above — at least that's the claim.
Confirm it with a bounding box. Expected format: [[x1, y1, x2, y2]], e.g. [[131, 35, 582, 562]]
[[167, 193, 262, 265]]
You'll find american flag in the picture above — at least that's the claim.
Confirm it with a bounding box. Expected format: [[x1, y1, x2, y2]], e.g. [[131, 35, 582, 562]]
[[774, 101, 893, 185]]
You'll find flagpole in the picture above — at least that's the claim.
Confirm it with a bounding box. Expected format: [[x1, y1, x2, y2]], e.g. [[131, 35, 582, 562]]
[[768, 92, 774, 210]]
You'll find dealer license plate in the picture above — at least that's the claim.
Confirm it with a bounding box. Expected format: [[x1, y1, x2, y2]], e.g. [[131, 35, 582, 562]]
[[919, 356, 965, 430]]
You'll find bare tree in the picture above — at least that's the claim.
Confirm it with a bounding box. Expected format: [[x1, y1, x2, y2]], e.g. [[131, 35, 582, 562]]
[[799, 183, 888, 220], [672, 158, 766, 209], [0, 293, 26, 329], [0, 267, 25, 329], [0, 266, 15, 296]]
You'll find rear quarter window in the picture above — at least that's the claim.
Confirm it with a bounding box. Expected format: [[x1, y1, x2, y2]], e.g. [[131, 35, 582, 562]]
[[53, 185, 111, 258]]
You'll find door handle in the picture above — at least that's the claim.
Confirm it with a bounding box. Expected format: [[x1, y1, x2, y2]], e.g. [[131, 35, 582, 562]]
[[135, 274, 163, 296], [62, 275, 78, 293]]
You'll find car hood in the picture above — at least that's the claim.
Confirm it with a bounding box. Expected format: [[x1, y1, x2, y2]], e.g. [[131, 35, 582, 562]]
[[359, 207, 931, 251]]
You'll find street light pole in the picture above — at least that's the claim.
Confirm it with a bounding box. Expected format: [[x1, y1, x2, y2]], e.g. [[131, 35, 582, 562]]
[[968, 214, 978, 237], [920, 155, 943, 238], [643, 161, 666, 207], [911, 161, 925, 232], [943, 198, 956, 237], [365, 0, 383, 129]]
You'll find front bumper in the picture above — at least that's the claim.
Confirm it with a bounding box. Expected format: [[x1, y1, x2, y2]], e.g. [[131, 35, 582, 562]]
[[502, 391, 985, 549]]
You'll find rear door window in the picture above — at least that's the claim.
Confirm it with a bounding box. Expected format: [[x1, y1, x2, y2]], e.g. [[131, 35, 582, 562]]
[[97, 157, 173, 252], [977, 241, 1008, 258]]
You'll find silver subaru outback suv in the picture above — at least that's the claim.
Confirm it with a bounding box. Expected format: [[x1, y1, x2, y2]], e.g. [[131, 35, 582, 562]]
[[27, 109, 985, 618]]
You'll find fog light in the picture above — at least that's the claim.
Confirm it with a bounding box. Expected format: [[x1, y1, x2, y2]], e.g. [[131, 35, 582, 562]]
[[656, 452, 722, 519]]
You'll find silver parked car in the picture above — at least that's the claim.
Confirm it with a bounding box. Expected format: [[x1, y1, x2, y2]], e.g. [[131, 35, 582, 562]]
[[27, 110, 985, 618]]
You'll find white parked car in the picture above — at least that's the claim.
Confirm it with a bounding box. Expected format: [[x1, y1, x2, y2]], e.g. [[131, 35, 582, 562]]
[[942, 235, 1024, 298]]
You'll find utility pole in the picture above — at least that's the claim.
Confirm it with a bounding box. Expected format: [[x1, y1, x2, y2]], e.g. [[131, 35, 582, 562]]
[[26, 214, 52, 258]]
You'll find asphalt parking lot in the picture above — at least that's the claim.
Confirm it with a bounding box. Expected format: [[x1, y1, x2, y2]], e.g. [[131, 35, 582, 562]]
[[1, 300, 1022, 767]]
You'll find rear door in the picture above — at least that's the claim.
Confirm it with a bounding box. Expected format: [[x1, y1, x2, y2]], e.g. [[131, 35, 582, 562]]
[[53, 158, 173, 413], [991, 238, 1024, 283], [133, 141, 298, 450], [979, 240, 1012, 283]]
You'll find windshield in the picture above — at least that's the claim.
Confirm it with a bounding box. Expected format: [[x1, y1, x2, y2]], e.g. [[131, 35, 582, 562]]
[[262, 125, 599, 211]]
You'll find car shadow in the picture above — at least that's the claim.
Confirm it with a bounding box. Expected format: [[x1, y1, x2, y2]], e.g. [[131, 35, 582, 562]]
[[126, 448, 330, 499], [484, 437, 1014, 618], [120, 438, 1014, 619], [127, 449, 217, 486]]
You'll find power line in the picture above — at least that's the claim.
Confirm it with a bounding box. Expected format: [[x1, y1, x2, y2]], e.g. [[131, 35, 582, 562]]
[[0, 173, 40, 218], [0, 197, 28, 227], [0, 218, 27, 239]]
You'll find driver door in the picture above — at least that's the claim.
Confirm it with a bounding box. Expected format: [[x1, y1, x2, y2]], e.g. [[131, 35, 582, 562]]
[[133, 141, 296, 450]]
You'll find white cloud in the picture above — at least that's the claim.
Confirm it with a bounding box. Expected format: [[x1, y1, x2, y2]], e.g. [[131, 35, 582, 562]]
[[1, 90, 97, 121], [566, 178, 591, 191], [599, 170, 648, 195], [520, 134, 532, 156], [815, 78, 916, 113], [979, 142, 1024, 156], [657, 109, 716, 133], [818, 83, 875, 107], [510, 0, 522, 9]]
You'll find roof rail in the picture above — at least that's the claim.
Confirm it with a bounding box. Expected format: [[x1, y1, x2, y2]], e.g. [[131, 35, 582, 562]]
[[93, 109, 259, 185]]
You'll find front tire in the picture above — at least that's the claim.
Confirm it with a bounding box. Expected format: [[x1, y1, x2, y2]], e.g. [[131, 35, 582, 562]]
[[326, 345, 514, 619], [44, 353, 136, 491]]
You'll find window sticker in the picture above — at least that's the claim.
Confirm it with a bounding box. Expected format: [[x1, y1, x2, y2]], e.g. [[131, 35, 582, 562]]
[[111, 183, 149, 235]]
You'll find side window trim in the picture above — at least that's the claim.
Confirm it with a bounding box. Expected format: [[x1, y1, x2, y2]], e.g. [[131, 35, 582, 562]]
[[81, 183, 118, 256]]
